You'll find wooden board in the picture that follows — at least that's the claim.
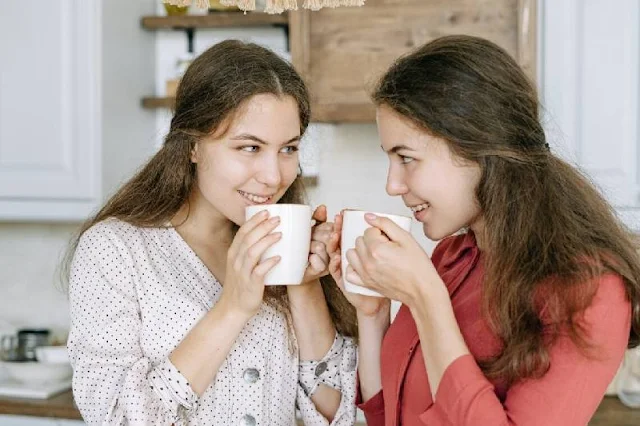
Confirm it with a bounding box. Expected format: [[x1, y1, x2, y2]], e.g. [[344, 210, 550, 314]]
[[290, 0, 537, 123], [141, 12, 288, 29], [0, 390, 82, 420]]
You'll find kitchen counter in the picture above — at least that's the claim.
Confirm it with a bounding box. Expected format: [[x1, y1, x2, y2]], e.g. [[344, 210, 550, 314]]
[[0, 391, 81, 420], [0, 392, 638, 424]]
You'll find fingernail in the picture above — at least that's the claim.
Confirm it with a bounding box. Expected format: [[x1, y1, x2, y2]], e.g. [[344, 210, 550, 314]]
[[365, 213, 377, 220], [260, 210, 269, 217], [270, 216, 280, 223]]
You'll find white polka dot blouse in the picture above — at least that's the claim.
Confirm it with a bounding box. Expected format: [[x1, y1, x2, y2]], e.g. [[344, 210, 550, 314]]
[[67, 218, 358, 425]]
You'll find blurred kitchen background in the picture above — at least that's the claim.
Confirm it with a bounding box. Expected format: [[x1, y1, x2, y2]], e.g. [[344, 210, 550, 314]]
[[0, 0, 639, 424]]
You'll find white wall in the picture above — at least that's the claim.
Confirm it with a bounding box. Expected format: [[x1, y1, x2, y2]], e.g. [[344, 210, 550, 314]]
[[102, 0, 157, 198], [0, 223, 76, 336]]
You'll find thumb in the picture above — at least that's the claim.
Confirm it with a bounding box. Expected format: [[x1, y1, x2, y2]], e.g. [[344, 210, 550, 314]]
[[312, 205, 328, 223], [364, 213, 410, 243]]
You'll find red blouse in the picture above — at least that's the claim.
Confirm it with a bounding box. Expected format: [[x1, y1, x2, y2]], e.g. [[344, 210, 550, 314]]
[[358, 232, 631, 425]]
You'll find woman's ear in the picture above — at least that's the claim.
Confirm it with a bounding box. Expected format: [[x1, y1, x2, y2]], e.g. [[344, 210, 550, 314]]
[[190, 143, 198, 164]]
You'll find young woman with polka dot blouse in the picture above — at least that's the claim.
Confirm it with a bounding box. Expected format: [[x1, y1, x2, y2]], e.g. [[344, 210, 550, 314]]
[[64, 41, 358, 426]]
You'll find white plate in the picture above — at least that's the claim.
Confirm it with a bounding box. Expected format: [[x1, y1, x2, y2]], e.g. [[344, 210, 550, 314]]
[[0, 361, 72, 385], [0, 377, 71, 399]]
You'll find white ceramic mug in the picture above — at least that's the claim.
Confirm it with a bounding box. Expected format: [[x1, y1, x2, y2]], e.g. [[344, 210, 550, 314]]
[[341, 210, 412, 297], [245, 204, 312, 286]]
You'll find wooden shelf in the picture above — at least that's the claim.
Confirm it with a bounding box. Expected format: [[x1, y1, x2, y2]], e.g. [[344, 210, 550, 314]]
[[142, 96, 175, 109], [141, 12, 291, 115], [312, 103, 376, 123], [141, 13, 288, 29], [301, 176, 318, 187]]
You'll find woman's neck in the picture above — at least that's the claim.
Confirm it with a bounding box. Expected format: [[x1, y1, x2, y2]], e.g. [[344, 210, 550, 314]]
[[171, 193, 235, 253], [469, 217, 487, 252]]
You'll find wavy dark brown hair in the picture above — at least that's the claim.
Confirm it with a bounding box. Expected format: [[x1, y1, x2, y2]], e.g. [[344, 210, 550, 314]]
[[374, 35, 640, 385], [63, 40, 356, 339]]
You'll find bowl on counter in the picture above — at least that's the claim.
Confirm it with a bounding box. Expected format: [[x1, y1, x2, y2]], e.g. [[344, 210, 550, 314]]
[[0, 360, 72, 384], [35, 345, 69, 364]]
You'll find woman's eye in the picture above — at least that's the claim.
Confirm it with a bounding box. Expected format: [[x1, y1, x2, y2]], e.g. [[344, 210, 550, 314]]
[[240, 146, 259, 153], [400, 155, 414, 164], [280, 146, 299, 154]]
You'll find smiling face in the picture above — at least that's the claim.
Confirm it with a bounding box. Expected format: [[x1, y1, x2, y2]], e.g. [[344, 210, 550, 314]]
[[376, 106, 483, 240], [190, 93, 302, 226]]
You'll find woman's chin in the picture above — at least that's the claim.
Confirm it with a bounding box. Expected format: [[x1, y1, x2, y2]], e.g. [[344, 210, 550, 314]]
[[231, 212, 245, 227], [421, 222, 451, 241]]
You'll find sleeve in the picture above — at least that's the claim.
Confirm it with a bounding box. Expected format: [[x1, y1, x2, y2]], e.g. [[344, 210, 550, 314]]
[[356, 387, 385, 426], [296, 334, 359, 425], [418, 274, 631, 426], [67, 223, 200, 426]]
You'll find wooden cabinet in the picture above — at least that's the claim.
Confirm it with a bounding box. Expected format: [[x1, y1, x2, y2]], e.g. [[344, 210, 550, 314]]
[[141, 0, 537, 123], [0, 1, 102, 221], [289, 0, 537, 122]]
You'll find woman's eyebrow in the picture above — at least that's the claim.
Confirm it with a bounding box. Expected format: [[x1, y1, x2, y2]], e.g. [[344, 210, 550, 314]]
[[231, 134, 301, 145]]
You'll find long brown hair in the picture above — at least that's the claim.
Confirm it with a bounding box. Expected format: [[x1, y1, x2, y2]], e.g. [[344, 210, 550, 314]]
[[374, 35, 640, 385], [63, 40, 356, 339]]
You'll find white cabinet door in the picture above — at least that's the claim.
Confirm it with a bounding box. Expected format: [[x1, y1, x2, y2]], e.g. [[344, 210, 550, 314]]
[[540, 0, 640, 230], [0, 0, 101, 221]]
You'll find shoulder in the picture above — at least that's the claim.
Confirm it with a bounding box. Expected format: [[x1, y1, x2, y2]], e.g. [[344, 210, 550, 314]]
[[78, 218, 151, 251], [561, 274, 630, 365], [539, 273, 630, 340], [74, 219, 161, 270], [70, 219, 147, 296]]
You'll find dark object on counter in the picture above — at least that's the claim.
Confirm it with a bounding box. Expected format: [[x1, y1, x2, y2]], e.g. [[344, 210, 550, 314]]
[[16, 329, 51, 361], [2, 329, 50, 361]]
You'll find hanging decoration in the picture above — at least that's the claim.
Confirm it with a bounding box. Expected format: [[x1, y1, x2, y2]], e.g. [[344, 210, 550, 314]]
[[163, 0, 366, 14]]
